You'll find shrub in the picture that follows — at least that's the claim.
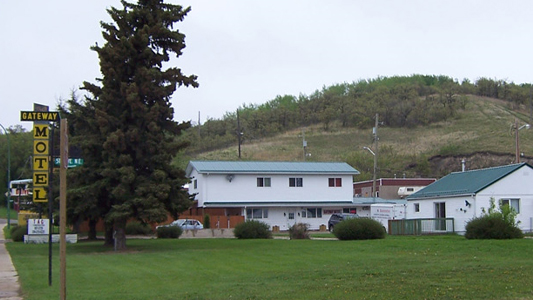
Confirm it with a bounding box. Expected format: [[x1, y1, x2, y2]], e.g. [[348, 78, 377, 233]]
[[333, 218, 386, 240], [465, 215, 523, 239], [465, 198, 523, 239], [125, 221, 153, 235], [156, 226, 182, 239], [288, 223, 310, 239], [233, 220, 272, 239], [10, 225, 28, 242], [203, 214, 211, 229]]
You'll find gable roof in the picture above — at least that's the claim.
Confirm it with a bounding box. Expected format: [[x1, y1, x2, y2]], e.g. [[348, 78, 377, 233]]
[[186, 161, 360, 176], [407, 163, 532, 200]]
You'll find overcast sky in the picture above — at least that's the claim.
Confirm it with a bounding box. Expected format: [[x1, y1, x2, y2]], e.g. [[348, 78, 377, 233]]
[[1, 1, 532, 130]]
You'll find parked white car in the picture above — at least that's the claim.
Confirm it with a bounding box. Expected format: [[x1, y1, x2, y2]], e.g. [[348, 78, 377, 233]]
[[157, 219, 204, 230]]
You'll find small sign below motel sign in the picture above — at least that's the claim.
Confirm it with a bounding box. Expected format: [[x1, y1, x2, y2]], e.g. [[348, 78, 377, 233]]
[[28, 219, 50, 235]]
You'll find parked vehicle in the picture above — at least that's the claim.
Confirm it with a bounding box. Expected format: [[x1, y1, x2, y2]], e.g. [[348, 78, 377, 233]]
[[156, 219, 204, 230], [327, 213, 359, 232]]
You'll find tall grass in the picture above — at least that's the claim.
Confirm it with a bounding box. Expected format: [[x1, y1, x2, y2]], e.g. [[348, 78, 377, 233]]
[[6, 235, 533, 299]]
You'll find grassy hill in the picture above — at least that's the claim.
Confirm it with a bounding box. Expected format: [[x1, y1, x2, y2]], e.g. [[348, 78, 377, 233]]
[[181, 95, 533, 180]]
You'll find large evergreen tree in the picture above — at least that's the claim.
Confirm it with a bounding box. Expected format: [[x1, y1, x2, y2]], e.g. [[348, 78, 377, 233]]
[[82, 0, 198, 249], [59, 92, 111, 243]]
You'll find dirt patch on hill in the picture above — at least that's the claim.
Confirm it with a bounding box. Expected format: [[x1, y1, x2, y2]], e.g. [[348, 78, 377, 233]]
[[427, 151, 531, 177]]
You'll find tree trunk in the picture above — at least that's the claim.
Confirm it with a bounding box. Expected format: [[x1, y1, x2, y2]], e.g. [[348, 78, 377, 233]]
[[72, 218, 81, 234], [88, 219, 97, 240], [114, 219, 127, 250], [104, 222, 114, 246]]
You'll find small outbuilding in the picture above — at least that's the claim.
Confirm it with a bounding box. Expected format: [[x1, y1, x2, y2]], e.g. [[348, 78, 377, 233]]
[[407, 163, 533, 234]]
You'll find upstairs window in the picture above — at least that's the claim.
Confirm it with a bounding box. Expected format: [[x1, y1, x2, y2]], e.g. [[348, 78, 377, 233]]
[[328, 178, 342, 187], [289, 177, 303, 187], [257, 177, 271, 187]]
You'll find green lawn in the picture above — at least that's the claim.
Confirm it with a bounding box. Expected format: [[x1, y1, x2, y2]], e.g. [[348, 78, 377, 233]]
[[6, 235, 533, 300], [0, 206, 8, 219]]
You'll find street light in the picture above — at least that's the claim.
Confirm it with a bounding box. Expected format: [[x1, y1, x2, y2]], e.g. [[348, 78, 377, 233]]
[[511, 120, 530, 163], [0, 123, 11, 229], [363, 146, 377, 201]]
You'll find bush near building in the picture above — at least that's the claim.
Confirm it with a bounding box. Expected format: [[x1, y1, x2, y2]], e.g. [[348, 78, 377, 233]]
[[156, 226, 182, 239], [233, 220, 272, 239], [10, 225, 28, 242], [203, 214, 211, 229], [333, 218, 386, 240], [125, 222, 153, 235], [288, 223, 310, 239], [465, 198, 523, 239]]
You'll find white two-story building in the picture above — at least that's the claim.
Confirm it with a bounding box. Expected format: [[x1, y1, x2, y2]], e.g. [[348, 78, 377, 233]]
[[185, 160, 361, 230]]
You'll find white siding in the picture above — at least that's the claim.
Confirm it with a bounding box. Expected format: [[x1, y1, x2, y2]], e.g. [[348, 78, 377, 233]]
[[187, 162, 365, 231], [407, 165, 533, 233], [191, 173, 354, 204], [407, 196, 474, 233], [477, 167, 533, 232], [245, 206, 369, 231]]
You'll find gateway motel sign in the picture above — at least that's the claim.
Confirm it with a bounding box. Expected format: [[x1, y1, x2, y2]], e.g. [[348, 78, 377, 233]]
[[20, 111, 60, 122], [20, 107, 61, 203], [20, 105, 70, 294]]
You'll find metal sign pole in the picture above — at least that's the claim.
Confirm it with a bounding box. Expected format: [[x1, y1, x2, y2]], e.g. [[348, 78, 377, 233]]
[[48, 124, 54, 287]]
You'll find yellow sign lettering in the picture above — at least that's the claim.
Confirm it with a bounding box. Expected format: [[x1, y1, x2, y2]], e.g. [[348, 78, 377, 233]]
[[34, 140, 49, 155], [33, 187, 48, 203], [20, 111, 60, 122], [33, 157, 49, 171], [33, 172, 49, 186], [33, 124, 49, 139]]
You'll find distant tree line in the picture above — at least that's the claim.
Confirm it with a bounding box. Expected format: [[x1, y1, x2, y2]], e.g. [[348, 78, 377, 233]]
[[183, 75, 532, 153]]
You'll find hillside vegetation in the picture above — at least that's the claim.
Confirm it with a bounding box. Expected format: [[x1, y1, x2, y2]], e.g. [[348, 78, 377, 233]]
[[177, 75, 533, 180]]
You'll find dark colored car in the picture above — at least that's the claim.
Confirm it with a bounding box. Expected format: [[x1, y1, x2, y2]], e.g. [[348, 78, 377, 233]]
[[327, 213, 359, 232]]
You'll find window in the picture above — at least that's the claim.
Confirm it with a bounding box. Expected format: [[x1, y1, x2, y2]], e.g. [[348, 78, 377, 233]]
[[328, 178, 342, 187], [247, 208, 269, 219], [193, 179, 197, 189], [343, 208, 357, 214], [257, 177, 271, 187], [407, 187, 414, 192], [303, 208, 322, 218], [414, 203, 420, 212], [289, 177, 303, 187], [500, 198, 520, 213]]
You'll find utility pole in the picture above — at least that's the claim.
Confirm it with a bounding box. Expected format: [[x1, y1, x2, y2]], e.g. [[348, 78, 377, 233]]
[[372, 113, 379, 200], [515, 119, 520, 163], [302, 129, 307, 161], [197, 111, 201, 137], [237, 110, 242, 159]]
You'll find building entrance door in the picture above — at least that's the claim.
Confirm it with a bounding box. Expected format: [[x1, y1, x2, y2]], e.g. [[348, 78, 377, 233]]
[[286, 209, 297, 229], [434, 202, 446, 231]]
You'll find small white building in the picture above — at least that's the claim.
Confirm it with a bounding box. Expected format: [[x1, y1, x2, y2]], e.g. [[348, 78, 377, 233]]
[[185, 160, 365, 230], [407, 163, 533, 234]]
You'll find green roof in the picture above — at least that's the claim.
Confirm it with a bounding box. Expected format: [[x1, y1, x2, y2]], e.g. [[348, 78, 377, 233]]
[[186, 161, 360, 176], [407, 163, 531, 200]]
